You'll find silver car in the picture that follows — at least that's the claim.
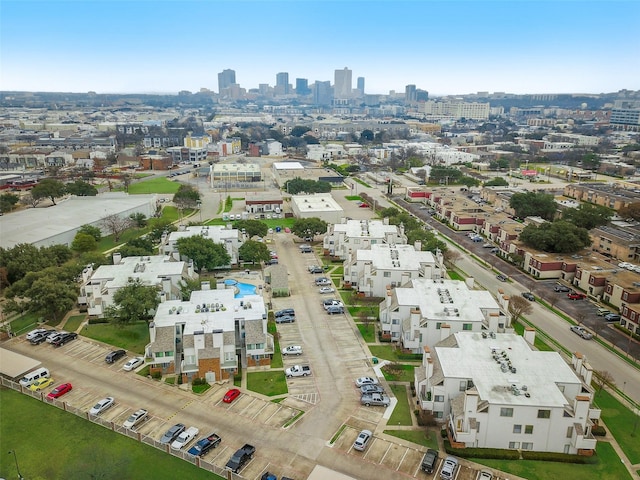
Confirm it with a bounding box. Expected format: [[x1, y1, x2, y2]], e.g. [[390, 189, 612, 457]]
[[353, 429, 372, 451]]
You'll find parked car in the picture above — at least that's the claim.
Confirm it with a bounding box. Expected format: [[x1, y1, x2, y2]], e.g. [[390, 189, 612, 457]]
[[123, 409, 148, 429], [315, 277, 331, 286], [159, 423, 186, 445], [522, 292, 535, 301], [604, 313, 621, 322], [123, 356, 145, 371], [282, 345, 303, 356], [105, 349, 126, 364], [285, 365, 311, 377], [223, 388, 241, 404], [29, 377, 54, 392], [322, 299, 343, 309], [355, 376, 379, 387], [275, 308, 295, 318], [29, 329, 56, 345], [353, 429, 373, 451], [570, 325, 593, 340], [496, 274, 508, 282], [275, 315, 296, 324], [439, 456, 458, 480], [25, 328, 48, 340], [308, 265, 323, 274], [52, 332, 78, 347], [479, 469, 494, 480], [326, 305, 344, 315], [89, 397, 115, 415], [554, 285, 571, 292], [360, 393, 391, 407], [596, 308, 611, 316], [47, 383, 72, 399], [421, 449, 439, 473], [171, 426, 199, 450], [358, 203, 370, 208], [46, 330, 68, 344], [567, 292, 587, 300], [261, 472, 277, 480], [225, 444, 255, 473], [319, 286, 335, 294], [187, 432, 222, 457], [360, 384, 385, 395]]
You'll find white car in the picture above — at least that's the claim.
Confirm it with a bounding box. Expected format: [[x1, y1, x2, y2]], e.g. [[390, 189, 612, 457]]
[[123, 357, 145, 372], [171, 426, 199, 450], [282, 345, 303, 356], [353, 429, 373, 451], [89, 396, 115, 415], [46, 330, 68, 344], [123, 408, 148, 429], [26, 328, 47, 340], [355, 377, 379, 387], [318, 287, 335, 294]]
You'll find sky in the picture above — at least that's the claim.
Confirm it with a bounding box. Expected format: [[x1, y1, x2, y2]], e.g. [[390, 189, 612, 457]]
[[1, 0, 639, 96]]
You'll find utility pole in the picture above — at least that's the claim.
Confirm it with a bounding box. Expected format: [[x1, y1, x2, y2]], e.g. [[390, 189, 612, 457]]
[[8, 450, 24, 480]]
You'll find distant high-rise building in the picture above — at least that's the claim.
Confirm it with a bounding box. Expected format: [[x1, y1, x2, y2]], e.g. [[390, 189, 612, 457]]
[[334, 67, 352, 99], [356, 77, 365, 97], [416, 89, 429, 102], [296, 78, 310, 96], [405, 84, 417, 105], [276, 72, 290, 95], [218, 69, 236, 93], [313, 81, 333, 106]]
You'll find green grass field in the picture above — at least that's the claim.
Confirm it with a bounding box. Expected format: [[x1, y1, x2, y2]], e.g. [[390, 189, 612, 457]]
[[64, 314, 86, 333], [81, 321, 150, 354], [246, 371, 288, 396], [0, 389, 222, 480], [356, 323, 376, 343], [127, 177, 182, 194], [387, 384, 413, 426], [9, 312, 43, 335], [380, 363, 416, 382], [384, 428, 439, 449], [594, 389, 640, 464]]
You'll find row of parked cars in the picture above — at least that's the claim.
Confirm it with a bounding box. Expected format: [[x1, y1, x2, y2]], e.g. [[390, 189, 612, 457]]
[[26, 328, 78, 347]]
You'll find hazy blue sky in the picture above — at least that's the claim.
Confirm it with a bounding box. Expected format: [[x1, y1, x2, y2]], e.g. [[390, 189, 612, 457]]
[[1, 0, 638, 96]]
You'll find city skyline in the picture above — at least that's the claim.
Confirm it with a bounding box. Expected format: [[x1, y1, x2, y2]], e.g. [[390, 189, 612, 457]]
[[1, 1, 639, 96]]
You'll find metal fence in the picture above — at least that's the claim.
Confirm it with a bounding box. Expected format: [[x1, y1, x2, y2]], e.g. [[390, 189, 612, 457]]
[[1, 377, 240, 479]]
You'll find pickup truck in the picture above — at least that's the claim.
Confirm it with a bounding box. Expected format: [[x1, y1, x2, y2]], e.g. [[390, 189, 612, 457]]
[[285, 365, 311, 377], [187, 432, 221, 457], [225, 444, 255, 473], [361, 392, 391, 407]]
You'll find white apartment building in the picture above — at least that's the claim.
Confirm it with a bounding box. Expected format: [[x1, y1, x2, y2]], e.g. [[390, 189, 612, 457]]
[[78, 254, 197, 318], [323, 219, 408, 260], [343, 243, 442, 297], [160, 225, 243, 266], [379, 278, 505, 350], [415, 331, 600, 455], [290, 193, 344, 224], [147, 287, 273, 382]]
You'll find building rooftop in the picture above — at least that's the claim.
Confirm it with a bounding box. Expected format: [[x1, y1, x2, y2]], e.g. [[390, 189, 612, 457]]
[[291, 193, 343, 213], [355, 244, 435, 270], [164, 225, 239, 245], [330, 218, 401, 238], [90, 255, 185, 289], [272, 161, 304, 170]]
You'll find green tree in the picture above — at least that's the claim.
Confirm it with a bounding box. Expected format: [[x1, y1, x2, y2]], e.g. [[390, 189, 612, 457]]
[[179, 277, 202, 300], [561, 203, 612, 230], [283, 178, 331, 194], [617, 202, 640, 221], [129, 212, 147, 228], [147, 218, 178, 243], [117, 237, 155, 257], [484, 177, 509, 187], [77, 224, 102, 242], [406, 229, 447, 254], [290, 126, 311, 137], [233, 219, 268, 238], [105, 278, 160, 325], [176, 236, 231, 271], [0, 192, 20, 212], [28, 275, 78, 322], [71, 232, 98, 253], [0, 243, 71, 285], [519, 221, 591, 253], [173, 184, 201, 210], [360, 129, 375, 143], [65, 180, 98, 196], [509, 191, 557, 220], [31, 178, 66, 205], [238, 240, 271, 264], [291, 218, 328, 238]]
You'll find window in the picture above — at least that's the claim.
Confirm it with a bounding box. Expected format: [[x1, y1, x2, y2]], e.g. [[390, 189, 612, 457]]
[[508, 442, 520, 449], [434, 395, 444, 403], [525, 425, 534, 434], [434, 411, 444, 419], [462, 323, 473, 331], [460, 380, 467, 392], [383, 271, 391, 277], [436, 322, 442, 330], [156, 352, 164, 358], [392, 318, 399, 325], [164, 351, 173, 357], [500, 408, 514, 417], [513, 424, 522, 434], [566, 426, 574, 438], [522, 442, 533, 450], [391, 332, 400, 339], [537, 409, 551, 419], [224, 352, 235, 362]]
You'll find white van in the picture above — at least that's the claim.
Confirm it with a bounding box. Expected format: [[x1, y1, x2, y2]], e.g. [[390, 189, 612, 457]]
[[19, 367, 50, 387]]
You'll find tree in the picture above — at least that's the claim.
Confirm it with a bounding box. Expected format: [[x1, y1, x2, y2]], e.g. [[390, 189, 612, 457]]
[[508, 296, 533, 325], [484, 177, 509, 187], [147, 218, 178, 243], [20, 193, 41, 208], [65, 180, 98, 196], [509, 192, 557, 220], [443, 250, 461, 268], [31, 178, 66, 205], [121, 173, 132, 192], [173, 184, 201, 210], [291, 218, 328, 238], [233, 219, 268, 238], [617, 202, 640, 221], [238, 240, 271, 264], [71, 232, 97, 253], [283, 178, 331, 194], [101, 214, 132, 242], [0, 243, 70, 285], [0, 192, 20, 212], [176, 236, 231, 271], [105, 278, 160, 325], [117, 236, 155, 257], [360, 129, 374, 143], [519, 221, 591, 253], [561, 203, 612, 230], [179, 277, 202, 301], [406, 229, 447, 254], [77, 224, 102, 242], [129, 212, 148, 228], [594, 370, 615, 395], [290, 126, 311, 137]]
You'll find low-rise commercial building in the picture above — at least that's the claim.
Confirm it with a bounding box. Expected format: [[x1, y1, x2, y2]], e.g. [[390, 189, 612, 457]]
[[290, 193, 344, 224]]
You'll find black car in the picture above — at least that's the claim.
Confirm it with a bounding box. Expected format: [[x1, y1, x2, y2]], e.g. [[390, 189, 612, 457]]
[[52, 332, 78, 347], [522, 292, 535, 301], [308, 266, 323, 274], [554, 285, 571, 292], [275, 308, 295, 318], [105, 349, 126, 364], [421, 448, 439, 473], [275, 315, 295, 324], [29, 329, 56, 345]]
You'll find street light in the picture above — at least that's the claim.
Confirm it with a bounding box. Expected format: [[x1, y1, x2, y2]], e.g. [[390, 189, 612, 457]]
[[197, 202, 202, 224], [8, 450, 24, 480]]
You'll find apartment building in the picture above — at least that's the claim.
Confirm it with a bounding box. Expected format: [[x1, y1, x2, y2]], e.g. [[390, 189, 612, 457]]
[[590, 224, 640, 263], [147, 287, 273, 383], [343, 243, 442, 297], [415, 332, 600, 455], [564, 183, 639, 211], [160, 225, 243, 266], [78, 254, 197, 319], [323, 218, 407, 260], [378, 278, 506, 351]]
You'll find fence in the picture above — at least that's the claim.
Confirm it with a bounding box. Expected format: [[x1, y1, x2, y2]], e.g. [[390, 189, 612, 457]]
[[1, 377, 242, 479]]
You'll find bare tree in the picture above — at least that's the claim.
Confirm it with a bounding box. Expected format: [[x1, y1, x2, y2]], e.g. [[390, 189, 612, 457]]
[[575, 312, 586, 327], [594, 370, 615, 395], [101, 214, 132, 242], [20, 193, 41, 208], [508, 296, 534, 325], [443, 250, 461, 269]]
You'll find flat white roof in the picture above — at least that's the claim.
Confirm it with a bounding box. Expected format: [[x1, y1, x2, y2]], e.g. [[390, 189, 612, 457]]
[[165, 225, 239, 244], [211, 163, 260, 173], [437, 332, 579, 407], [91, 255, 185, 289], [356, 244, 435, 269], [0, 348, 41, 379], [272, 161, 304, 170], [292, 193, 343, 213], [332, 219, 401, 238]]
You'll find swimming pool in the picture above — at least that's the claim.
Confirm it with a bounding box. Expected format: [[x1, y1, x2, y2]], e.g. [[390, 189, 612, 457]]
[[224, 279, 257, 298]]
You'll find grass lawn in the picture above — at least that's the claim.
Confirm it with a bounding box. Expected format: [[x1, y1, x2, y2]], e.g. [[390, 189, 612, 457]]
[[345, 195, 362, 201], [127, 177, 182, 194], [82, 321, 149, 354], [387, 384, 412, 426], [268, 321, 283, 369], [356, 323, 376, 343], [246, 371, 288, 396], [354, 178, 372, 188], [472, 441, 633, 480], [64, 314, 86, 332], [331, 265, 344, 276], [384, 429, 439, 449], [512, 321, 554, 352], [369, 345, 422, 362], [381, 363, 416, 383], [594, 389, 640, 464], [9, 311, 44, 335], [0, 389, 222, 480], [192, 383, 211, 394], [448, 271, 464, 281]]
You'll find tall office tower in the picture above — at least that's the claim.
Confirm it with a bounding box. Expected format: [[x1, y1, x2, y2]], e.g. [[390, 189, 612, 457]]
[[218, 69, 236, 93], [312, 81, 333, 106], [405, 84, 417, 105], [334, 67, 352, 99], [296, 78, 310, 96], [416, 89, 429, 102], [276, 72, 290, 95], [356, 77, 365, 97]]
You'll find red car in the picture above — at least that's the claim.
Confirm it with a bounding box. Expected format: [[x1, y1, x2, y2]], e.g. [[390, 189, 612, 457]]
[[567, 292, 586, 300], [47, 383, 73, 399], [223, 388, 241, 403], [358, 203, 370, 208]]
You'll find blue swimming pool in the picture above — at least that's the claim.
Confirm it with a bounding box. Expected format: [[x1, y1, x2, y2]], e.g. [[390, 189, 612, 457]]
[[224, 279, 257, 298]]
